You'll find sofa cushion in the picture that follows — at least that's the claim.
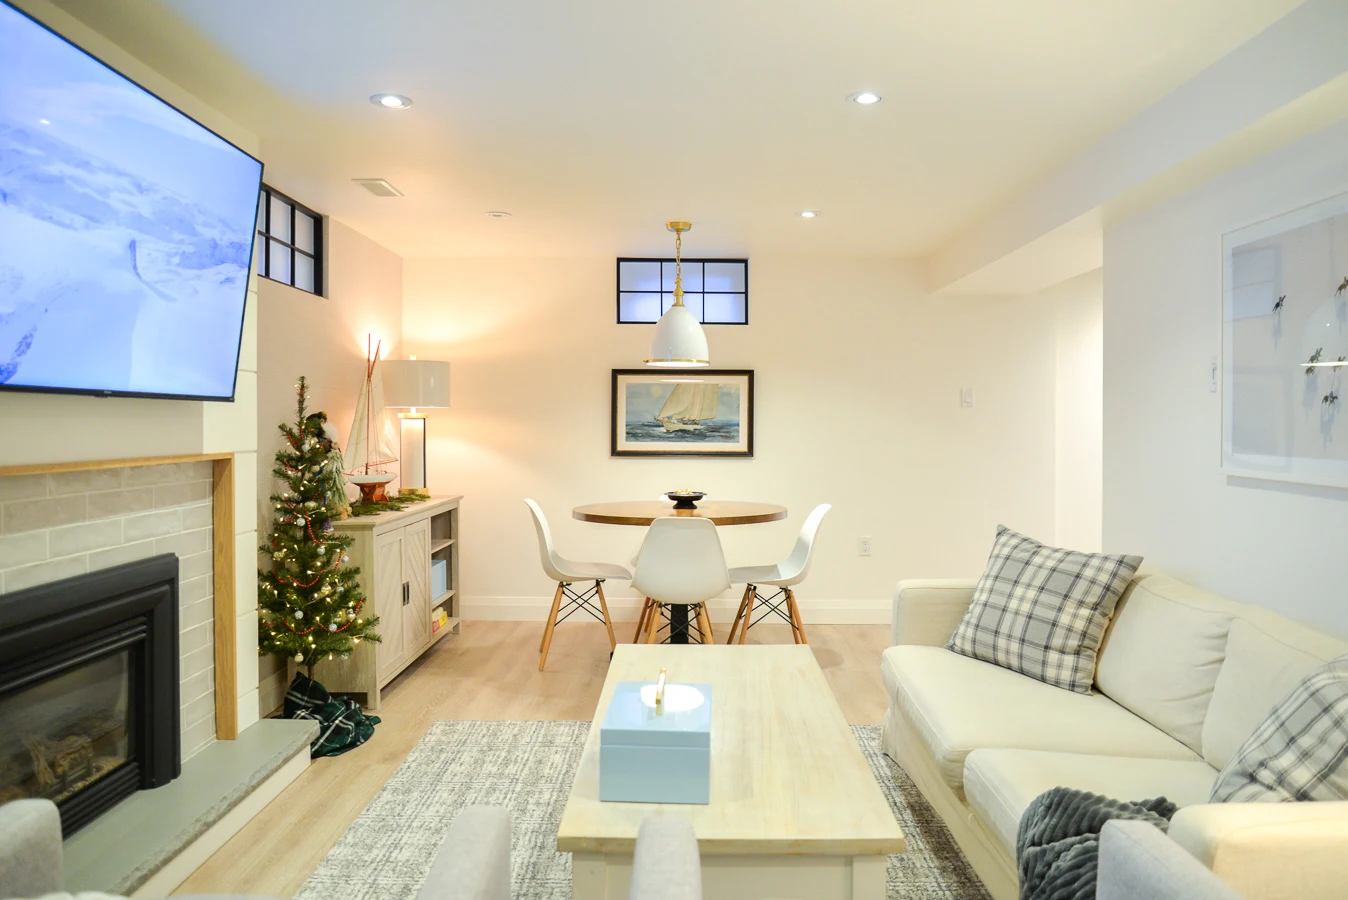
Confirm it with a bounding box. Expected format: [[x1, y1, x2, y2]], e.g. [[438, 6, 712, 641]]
[[1210, 655, 1348, 802], [882, 645, 1200, 793], [1095, 573, 1234, 753], [1202, 618, 1347, 770], [947, 526, 1141, 694], [963, 749, 1217, 854]]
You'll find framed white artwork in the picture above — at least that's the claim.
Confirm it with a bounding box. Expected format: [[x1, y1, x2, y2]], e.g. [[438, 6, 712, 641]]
[[1222, 191, 1348, 488]]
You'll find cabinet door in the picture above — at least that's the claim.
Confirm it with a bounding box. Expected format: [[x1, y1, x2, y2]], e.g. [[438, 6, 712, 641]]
[[372, 529, 406, 681], [402, 518, 432, 653]]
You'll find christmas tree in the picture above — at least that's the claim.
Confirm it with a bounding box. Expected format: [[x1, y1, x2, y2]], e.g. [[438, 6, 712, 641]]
[[259, 377, 380, 677]]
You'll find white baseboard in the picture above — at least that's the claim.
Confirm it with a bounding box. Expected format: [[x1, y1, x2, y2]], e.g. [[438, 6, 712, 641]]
[[129, 745, 310, 898], [460, 595, 890, 625]]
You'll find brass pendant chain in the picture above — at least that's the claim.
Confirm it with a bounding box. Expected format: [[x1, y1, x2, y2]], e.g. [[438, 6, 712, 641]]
[[673, 227, 684, 307]]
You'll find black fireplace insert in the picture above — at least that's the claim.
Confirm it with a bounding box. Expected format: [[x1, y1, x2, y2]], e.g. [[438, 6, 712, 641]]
[[0, 554, 181, 835]]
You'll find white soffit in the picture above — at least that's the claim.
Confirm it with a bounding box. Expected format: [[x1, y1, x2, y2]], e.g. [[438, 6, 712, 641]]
[[926, 0, 1348, 295]]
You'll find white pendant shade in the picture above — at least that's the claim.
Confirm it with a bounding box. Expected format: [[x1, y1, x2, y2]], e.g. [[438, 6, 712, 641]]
[[383, 359, 451, 408], [646, 303, 710, 368]]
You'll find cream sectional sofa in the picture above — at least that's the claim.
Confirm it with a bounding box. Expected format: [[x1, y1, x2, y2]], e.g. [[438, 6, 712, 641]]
[[881, 570, 1348, 900]]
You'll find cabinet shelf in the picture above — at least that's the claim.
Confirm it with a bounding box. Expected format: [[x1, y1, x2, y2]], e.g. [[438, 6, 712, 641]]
[[429, 617, 461, 644], [432, 588, 456, 609], [431, 538, 456, 553]]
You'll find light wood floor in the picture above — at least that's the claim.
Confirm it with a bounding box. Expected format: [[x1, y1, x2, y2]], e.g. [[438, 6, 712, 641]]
[[175, 620, 892, 897]]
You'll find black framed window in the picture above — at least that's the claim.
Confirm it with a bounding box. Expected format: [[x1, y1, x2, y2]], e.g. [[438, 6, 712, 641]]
[[256, 185, 323, 295], [616, 258, 748, 324]]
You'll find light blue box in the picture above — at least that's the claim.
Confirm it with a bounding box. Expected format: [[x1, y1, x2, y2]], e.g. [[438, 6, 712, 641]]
[[431, 558, 448, 599], [599, 681, 712, 804]]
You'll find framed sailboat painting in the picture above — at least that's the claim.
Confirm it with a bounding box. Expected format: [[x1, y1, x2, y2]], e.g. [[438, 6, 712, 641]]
[[611, 369, 754, 457]]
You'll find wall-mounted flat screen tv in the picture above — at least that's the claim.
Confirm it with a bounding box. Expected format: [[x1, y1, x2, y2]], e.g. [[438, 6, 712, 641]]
[[0, 1, 263, 401]]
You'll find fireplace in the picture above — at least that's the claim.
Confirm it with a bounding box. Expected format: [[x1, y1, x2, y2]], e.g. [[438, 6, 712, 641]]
[[0, 555, 180, 836]]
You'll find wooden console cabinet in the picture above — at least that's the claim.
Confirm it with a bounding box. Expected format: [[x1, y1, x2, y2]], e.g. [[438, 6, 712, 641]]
[[311, 495, 461, 708]]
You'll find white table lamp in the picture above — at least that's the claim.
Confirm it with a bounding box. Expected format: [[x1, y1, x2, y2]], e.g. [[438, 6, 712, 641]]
[[382, 358, 450, 496]]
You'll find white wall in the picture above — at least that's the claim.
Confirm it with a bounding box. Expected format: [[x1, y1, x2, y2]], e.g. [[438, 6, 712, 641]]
[[402, 256, 1061, 621], [1104, 115, 1348, 637], [1049, 270, 1104, 551], [5, 0, 264, 730], [254, 219, 403, 712]]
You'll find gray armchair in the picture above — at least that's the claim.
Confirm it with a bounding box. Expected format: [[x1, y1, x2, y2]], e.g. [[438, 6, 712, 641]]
[[1, 799, 702, 900], [0, 800, 62, 900], [1099, 821, 1242, 900]]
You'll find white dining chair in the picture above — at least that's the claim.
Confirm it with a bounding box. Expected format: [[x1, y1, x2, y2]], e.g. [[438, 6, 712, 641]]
[[631, 517, 730, 645], [726, 503, 831, 645], [525, 499, 631, 670]]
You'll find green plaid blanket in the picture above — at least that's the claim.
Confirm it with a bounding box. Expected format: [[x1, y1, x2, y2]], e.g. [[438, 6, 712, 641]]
[[284, 672, 381, 757]]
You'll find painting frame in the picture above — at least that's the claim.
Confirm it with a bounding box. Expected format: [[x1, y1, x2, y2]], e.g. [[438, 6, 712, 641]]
[[610, 369, 754, 458], [1221, 190, 1348, 489]]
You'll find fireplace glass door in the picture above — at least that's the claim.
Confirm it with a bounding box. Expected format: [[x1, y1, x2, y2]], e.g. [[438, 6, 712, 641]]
[[0, 651, 133, 805]]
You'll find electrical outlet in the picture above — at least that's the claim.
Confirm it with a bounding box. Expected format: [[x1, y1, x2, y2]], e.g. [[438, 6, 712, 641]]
[[859, 536, 872, 557], [960, 387, 975, 408]]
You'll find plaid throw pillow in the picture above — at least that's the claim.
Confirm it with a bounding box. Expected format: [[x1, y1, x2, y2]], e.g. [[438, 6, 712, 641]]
[[1209, 656, 1348, 802], [947, 526, 1142, 693]]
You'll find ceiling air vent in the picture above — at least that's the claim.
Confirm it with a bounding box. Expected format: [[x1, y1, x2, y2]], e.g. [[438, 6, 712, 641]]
[[352, 178, 403, 197]]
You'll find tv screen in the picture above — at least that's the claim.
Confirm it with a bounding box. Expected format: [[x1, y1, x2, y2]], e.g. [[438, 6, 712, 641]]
[[0, 1, 263, 401]]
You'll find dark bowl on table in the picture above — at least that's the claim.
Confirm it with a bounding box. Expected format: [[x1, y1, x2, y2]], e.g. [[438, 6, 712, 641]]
[[665, 491, 706, 510]]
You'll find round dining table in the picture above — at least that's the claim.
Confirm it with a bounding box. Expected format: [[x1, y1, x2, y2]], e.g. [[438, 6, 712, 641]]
[[572, 500, 787, 643]]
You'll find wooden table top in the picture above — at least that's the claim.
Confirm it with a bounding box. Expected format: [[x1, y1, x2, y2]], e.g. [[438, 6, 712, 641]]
[[556, 645, 906, 857], [572, 500, 787, 526]]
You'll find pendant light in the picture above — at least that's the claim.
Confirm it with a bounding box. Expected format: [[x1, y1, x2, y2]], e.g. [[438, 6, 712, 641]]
[[645, 221, 710, 367]]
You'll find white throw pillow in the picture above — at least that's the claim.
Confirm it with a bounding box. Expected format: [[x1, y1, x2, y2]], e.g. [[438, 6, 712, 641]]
[[946, 526, 1142, 694]]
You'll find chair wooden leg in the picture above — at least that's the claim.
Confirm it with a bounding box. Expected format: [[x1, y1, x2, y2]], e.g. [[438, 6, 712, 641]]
[[539, 582, 565, 670], [645, 601, 662, 644], [698, 604, 715, 643], [633, 598, 652, 643], [738, 586, 757, 644], [726, 585, 750, 644], [594, 580, 617, 650], [786, 587, 808, 645]]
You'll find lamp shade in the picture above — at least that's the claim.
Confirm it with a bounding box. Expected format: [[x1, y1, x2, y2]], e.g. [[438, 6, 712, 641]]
[[382, 359, 450, 408], [645, 304, 710, 368]]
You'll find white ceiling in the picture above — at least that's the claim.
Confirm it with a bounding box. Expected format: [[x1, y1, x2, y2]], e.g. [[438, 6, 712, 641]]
[[50, 0, 1303, 260]]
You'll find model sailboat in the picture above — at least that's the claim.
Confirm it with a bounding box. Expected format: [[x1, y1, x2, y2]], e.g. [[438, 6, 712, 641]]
[[345, 337, 400, 502], [655, 382, 719, 432]]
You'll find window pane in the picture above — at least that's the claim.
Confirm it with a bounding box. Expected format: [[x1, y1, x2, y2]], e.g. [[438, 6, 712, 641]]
[[703, 293, 746, 324], [703, 262, 745, 292], [662, 261, 702, 291], [294, 211, 316, 254], [269, 240, 292, 284], [257, 192, 266, 233], [255, 233, 266, 275], [619, 293, 661, 323], [661, 292, 703, 321], [619, 261, 660, 292], [294, 253, 315, 293], [268, 195, 292, 242]]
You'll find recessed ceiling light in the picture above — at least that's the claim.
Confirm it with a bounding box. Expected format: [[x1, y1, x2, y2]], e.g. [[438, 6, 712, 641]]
[[370, 93, 413, 110], [846, 91, 882, 106], [485, 210, 512, 218], [798, 210, 820, 219]]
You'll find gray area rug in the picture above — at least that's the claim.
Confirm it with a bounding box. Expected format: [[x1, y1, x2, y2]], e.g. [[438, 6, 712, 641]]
[[297, 721, 990, 900]]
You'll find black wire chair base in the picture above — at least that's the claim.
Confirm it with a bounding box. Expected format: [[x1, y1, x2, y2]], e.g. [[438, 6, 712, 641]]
[[636, 601, 713, 645], [553, 581, 609, 628], [734, 585, 807, 644]]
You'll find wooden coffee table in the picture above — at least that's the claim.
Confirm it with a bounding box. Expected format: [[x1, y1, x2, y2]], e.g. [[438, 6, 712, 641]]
[[557, 645, 904, 900]]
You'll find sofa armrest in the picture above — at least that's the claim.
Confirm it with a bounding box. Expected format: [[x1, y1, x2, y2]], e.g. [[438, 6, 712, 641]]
[[0, 799, 63, 899], [630, 814, 701, 900], [1098, 820, 1240, 900], [891, 579, 977, 647], [1169, 801, 1348, 900], [417, 805, 511, 900]]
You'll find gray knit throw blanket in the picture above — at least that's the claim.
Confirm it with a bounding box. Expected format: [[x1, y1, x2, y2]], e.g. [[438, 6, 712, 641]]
[[1016, 787, 1177, 900]]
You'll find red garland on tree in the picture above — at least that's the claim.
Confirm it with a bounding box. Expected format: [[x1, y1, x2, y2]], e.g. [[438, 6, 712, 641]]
[[259, 377, 380, 677]]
